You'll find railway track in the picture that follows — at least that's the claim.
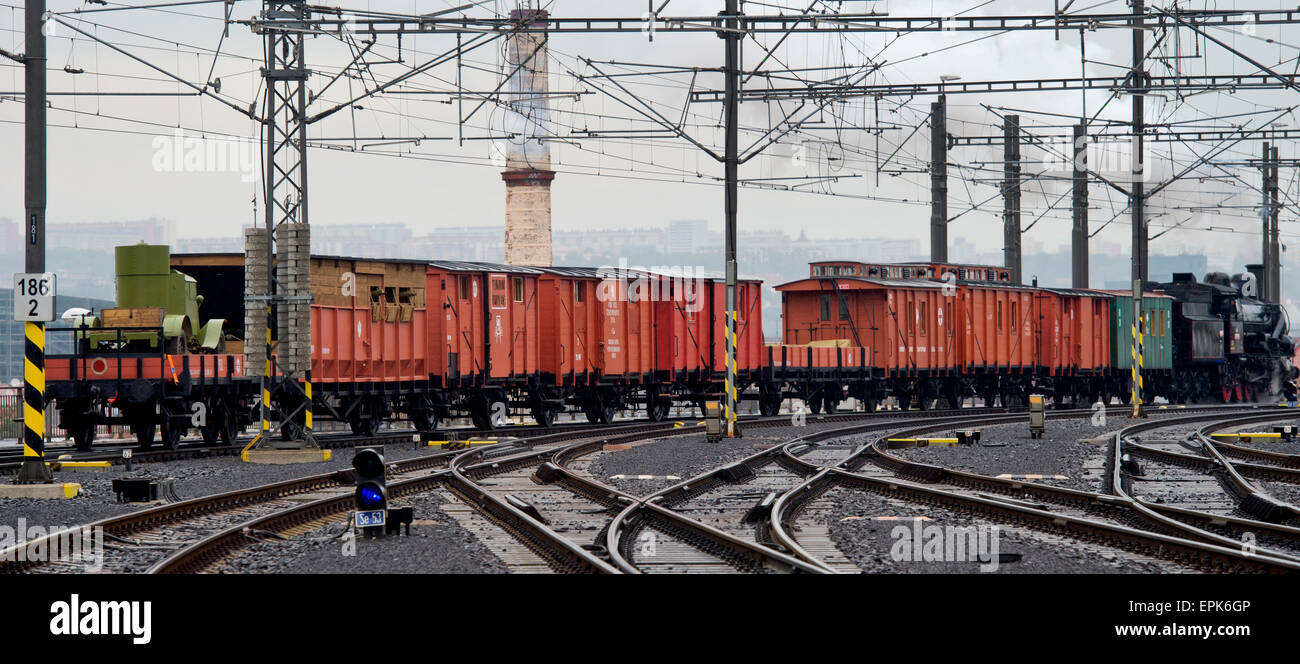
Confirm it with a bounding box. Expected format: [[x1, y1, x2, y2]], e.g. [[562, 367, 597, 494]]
[[766, 407, 1300, 573], [7, 402, 1295, 575]]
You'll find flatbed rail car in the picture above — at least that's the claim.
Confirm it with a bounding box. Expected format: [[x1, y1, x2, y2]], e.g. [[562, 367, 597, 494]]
[[46, 327, 248, 450]]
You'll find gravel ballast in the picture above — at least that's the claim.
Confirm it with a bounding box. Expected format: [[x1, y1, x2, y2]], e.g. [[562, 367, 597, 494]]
[[214, 491, 509, 574], [885, 414, 1121, 492], [0, 441, 451, 532], [825, 488, 1180, 574]]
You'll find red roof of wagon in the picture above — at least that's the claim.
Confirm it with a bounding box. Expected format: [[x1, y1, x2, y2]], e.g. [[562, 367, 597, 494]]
[[774, 276, 947, 292]]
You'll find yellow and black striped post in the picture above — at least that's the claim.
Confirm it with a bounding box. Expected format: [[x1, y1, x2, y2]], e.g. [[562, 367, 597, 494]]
[[259, 302, 273, 442], [17, 321, 52, 483], [303, 370, 312, 432], [1130, 281, 1145, 419], [724, 307, 738, 435]]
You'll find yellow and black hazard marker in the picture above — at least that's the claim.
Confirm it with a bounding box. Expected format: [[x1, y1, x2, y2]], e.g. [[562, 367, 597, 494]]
[[17, 321, 53, 483]]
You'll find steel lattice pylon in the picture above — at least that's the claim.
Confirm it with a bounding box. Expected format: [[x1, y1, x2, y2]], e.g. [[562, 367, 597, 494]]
[[251, 0, 315, 448]]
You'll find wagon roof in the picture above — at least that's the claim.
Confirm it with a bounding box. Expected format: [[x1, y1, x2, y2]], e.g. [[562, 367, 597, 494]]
[[427, 260, 544, 274], [774, 276, 946, 291], [1041, 287, 1113, 298]]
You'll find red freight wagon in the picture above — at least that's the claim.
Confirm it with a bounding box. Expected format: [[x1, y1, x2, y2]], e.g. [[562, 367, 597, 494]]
[[776, 277, 956, 375], [535, 267, 657, 423], [1035, 288, 1111, 375], [537, 267, 656, 384], [425, 262, 541, 426], [309, 256, 429, 385], [955, 284, 1036, 371], [650, 272, 763, 378]]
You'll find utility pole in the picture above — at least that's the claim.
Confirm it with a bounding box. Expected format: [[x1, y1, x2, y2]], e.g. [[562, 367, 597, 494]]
[[930, 95, 948, 262], [1130, 0, 1146, 418], [722, 0, 740, 437], [1072, 124, 1089, 288], [17, 0, 52, 484], [1268, 144, 1281, 303], [1002, 115, 1022, 283]]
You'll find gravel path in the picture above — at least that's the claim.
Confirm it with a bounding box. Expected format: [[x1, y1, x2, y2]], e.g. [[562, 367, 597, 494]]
[[825, 488, 1179, 574], [212, 491, 509, 574]]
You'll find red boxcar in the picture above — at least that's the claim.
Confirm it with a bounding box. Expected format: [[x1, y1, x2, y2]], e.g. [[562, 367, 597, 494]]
[[776, 276, 956, 375], [310, 257, 429, 385], [536, 266, 655, 385], [652, 272, 764, 379], [1035, 288, 1111, 375], [425, 261, 542, 386], [955, 284, 1036, 372]]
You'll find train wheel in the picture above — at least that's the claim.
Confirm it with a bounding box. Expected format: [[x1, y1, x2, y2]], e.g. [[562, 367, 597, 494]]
[[808, 396, 823, 415], [349, 414, 377, 437], [200, 424, 219, 445], [219, 409, 241, 445], [160, 419, 183, 451], [532, 404, 555, 428], [823, 392, 839, 413], [133, 423, 157, 449], [863, 395, 878, 413], [412, 409, 437, 433], [648, 400, 672, 422], [758, 397, 781, 417], [70, 422, 95, 452]]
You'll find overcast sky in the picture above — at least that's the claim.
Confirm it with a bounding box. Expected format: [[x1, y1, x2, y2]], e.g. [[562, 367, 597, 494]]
[[1, 1, 1295, 268]]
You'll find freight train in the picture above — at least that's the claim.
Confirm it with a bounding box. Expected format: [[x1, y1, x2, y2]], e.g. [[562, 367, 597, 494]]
[[42, 246, 1297, 451]]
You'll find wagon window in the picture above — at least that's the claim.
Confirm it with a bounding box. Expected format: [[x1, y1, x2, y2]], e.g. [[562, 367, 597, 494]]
[[513, 277, 524, 303], [820, 295, 831, 322], [997, 301, 1003, 332], [459, 276, 469, 300], [919, 301, 927, 336], [838, 296, 850, 320], [370, 286, 383, 304], [1010, 301, 1018, 334], [574, 282, 585, 303], [813, 266, 825, 276]]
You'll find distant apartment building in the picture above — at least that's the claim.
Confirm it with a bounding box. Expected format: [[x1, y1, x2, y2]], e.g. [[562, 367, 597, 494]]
[[667, 219, 708, 255]]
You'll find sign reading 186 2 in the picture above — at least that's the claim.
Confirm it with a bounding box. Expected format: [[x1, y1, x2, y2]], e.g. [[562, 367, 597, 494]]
[[13, 273, 56, 322]]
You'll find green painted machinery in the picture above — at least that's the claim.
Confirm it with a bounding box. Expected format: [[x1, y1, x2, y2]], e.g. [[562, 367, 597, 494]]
[[79, 243, 226, 353]]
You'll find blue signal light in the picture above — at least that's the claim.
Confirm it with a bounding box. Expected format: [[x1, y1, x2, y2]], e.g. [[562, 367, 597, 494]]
[[357, 483, 385, 509]]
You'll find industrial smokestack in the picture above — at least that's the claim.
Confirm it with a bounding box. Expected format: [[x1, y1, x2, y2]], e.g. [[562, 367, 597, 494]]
[[501, 3, 553, 266]]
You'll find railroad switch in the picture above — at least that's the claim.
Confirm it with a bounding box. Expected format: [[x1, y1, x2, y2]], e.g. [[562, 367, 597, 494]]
[[742, 492, 777, 524], [720, 462, 755, 482], [955, 430, 981, 446], [1028, 395, 1046, 439], [385, 507, 414, 536], [532, 462, 563, 484], [1120, 453, 1144, 477], [705, 401, 724, 443], [504, 494, 549, 525], [1272, 425, 1297, 441], [112, 478, 178, 503]]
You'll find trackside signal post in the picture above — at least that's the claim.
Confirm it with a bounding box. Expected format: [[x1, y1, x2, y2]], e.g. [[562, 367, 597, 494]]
[[17, 0, 51, 485], [721, 0, 740, 437], [4, 0, 78, 498]]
